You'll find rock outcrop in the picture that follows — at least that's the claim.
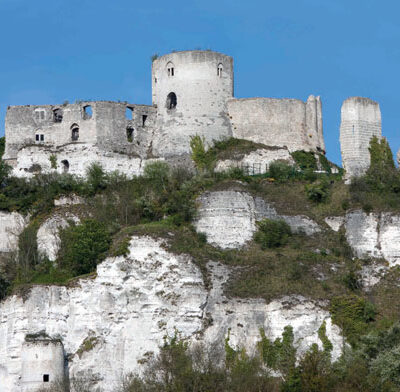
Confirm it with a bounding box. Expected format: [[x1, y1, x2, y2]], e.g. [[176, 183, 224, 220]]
[[345, 210, 400, 266], [0, 236, 342, 392], [0, 212, 27, 253], [195, 189, 320, 249]]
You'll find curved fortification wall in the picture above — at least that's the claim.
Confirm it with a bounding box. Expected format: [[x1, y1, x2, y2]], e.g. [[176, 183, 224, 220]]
[[151, 50, 234, 156], [340, 97, 382, 179], [21, 340, 65, 391], [227, 95, 325, 153]]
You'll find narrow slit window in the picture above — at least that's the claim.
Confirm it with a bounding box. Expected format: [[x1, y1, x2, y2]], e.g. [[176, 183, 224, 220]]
[[142, 115, 148, 127], [71, 125, 79, 141], [43, 374, 49, 383], [40, 134, 44, 142], [126, 127, 134, 142], [167, 62, 175, 77], [217, 64, 223, 77], [35, 134, 40, 141]]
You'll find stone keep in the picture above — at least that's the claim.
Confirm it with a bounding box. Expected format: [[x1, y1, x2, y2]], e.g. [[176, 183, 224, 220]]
[[21, 339, 65, 391], [340, 97, 382, 178], [151, 50, 234, 156]]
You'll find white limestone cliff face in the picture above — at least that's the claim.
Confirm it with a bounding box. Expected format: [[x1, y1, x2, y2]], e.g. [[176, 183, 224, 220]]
[[215, 148, 294, 175], [37, 214, 80, 261], [0, 236, 342, 392], [345, 210, 400, 267], [0, 212, 28, 253], [195, 189, 320, 249]]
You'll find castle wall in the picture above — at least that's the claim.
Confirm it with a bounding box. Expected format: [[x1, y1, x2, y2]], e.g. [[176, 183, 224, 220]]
[[227, 95, 325, 153], [4, 102, 156, 165], [21, 340, 65, 391], [339, 97, 382, 178], [151, 51, 233, 156]]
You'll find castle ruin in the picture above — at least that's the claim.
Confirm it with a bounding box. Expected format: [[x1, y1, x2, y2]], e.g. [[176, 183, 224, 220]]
[[1, 50, 386, 178]]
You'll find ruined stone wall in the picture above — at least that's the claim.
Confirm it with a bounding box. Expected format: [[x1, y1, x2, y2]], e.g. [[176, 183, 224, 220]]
[[94, 102, 156, 158], [339, 97, 382, 178], [4, 101, 156, 165], [4, 103, 98, 164], [227, 95, 325, 153], [151, 50, 233, 157]]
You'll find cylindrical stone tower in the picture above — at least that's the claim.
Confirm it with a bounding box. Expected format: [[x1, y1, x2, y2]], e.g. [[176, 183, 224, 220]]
[[21, 339, 65, 391], [151, 50, 234, 157], [339, 97, 382, 179]]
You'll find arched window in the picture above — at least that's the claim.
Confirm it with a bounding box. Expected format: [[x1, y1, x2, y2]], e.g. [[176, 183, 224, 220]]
[[166, 62, 175, 77], [217, 63, 223, 77], [126, 126, 134, 142], [61, 160, 69, 173], [126, 107, 133, 120], [71, 124, 79, 141], [83, 105, 92, 120], [53, 108, 63, 123], [166, 92, 177, 110]]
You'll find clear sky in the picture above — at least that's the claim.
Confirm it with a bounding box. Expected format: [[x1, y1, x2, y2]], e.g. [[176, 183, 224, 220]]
[[0, 0, 399, 165]]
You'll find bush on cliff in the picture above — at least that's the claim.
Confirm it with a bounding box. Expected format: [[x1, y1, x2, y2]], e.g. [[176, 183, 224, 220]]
[[254, 219, 292, 249], [58, 219, 112, 276]]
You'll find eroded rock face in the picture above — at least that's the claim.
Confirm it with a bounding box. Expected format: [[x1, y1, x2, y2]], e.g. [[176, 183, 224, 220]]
[[37, 214, 80, 261], [195, 190, 320, 249], [0, 212, 28, 253], [0, 236, 342, 392], [345, 210, 400, 266]]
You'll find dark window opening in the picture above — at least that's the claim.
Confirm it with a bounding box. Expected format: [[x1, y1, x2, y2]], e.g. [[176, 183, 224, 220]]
[[53, 108, 63, 123], [217, 64, 223, 77], [35, 110, 45, 120], [126, 107, 133, 120], [71, 126, 79, 141], [43, 374, 49, 383], [61, 160, 69, 173], [126, 127, 134, 142], [154, 77, 157, 84], [142, 115, 148, 127], [36, 134, 40, 141], [166, 92, 177, 110], [40, 134, 44, 142], [83, 105, 93, 120]]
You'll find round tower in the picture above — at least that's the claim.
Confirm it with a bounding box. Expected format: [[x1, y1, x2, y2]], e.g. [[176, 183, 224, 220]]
[[21, 339, 65, 391], [339, 97, 382, 179], [151, 50, 234, 157]]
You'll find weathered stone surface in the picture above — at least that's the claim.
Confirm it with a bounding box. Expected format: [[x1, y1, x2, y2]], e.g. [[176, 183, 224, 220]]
[[345, 210, 400, 266], [215, 147, 294, 175], [37, 214, 80, 261], [340, 97, 381, 180], [195, 190, 320, 249], [228, 95, 325, 153], [324, 216, 344, 232], [0, 236, 342, 392], [11, 144, 163, 178], [0, 212, 28, 253], [54, 195, 84, 206]]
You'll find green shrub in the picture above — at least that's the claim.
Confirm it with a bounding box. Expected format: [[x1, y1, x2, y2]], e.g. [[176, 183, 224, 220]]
[[189, 135, 215, 172], [330, 295, 376, 346], [49, 154, 57, 169], [143, 161, 170, 191], [58, 219, 111, 276], [85, 163, 107, 195], [318, 153, 332, 174], [305, 181, 329, 203], [254, 219, 292, 249], [291, 150, 318, 170], [268, 161, 297, 181]]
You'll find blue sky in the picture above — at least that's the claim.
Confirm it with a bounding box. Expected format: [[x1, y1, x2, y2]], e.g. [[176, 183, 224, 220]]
[[0, 0, 399, 165]]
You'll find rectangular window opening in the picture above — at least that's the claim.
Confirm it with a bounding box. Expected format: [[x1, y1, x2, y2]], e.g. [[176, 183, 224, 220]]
[[35, 134, 39, 141], [142, 115, 148, 127], [43, 374, 49, 383], [40, 134, 44, 141]]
